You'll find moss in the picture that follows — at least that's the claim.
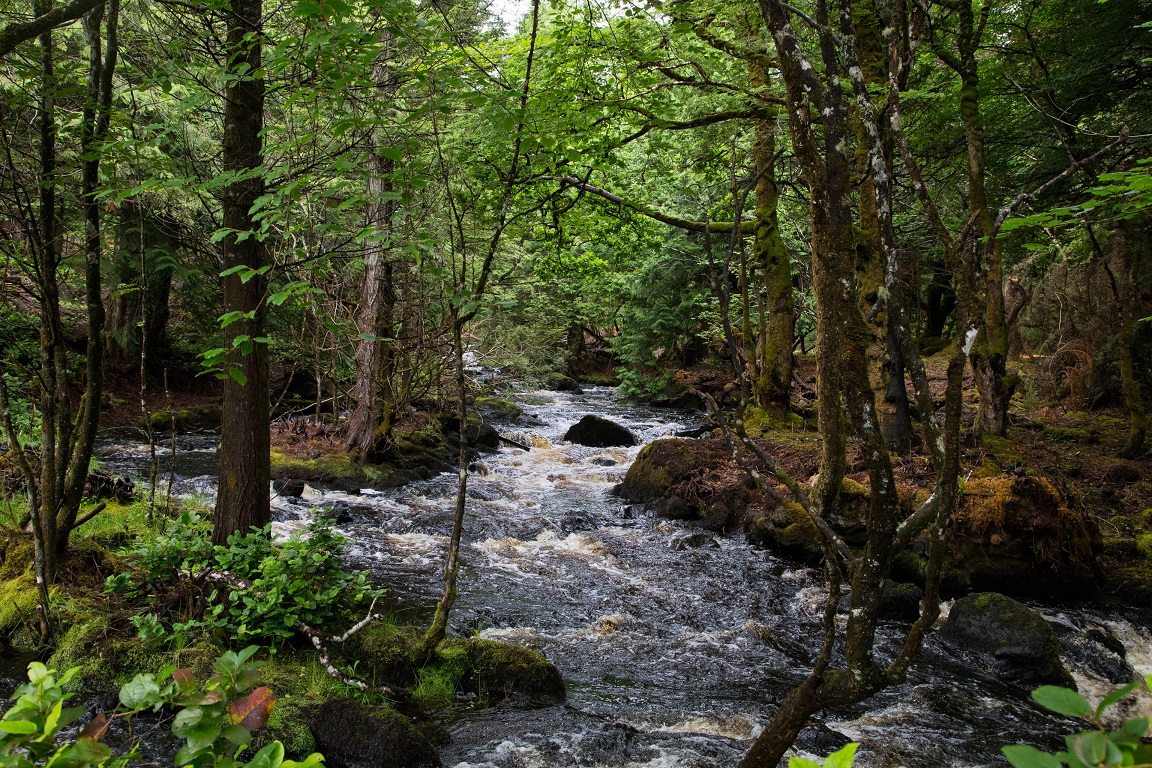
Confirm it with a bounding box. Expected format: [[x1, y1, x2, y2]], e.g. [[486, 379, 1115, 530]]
[[981, 434, 1024, 469], [1045, 426, 1098, 443], [260, 699, 317, 757], [474, 397, 523, 423], [412, 642, 469, 705], [0, 573, 38, 637], [742, 405, 805, 437], [461, 638, 564, 702], [143, 407, 222, 431]]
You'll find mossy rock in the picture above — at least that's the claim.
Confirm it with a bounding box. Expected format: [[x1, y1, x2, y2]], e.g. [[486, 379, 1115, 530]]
[[980, 434, 1025, 470], [459, 637, 565, 703], [943, 475, 1100, 598], [474, 398, 523, 424], [940, 592, 1076, 690], [142, 406, 222, 432], [309, 698, 440, 768], [545, 373, 583, 393], [339, 624, 423, 687], [747, 501, 822, 563], [616, 438, 750, 529]]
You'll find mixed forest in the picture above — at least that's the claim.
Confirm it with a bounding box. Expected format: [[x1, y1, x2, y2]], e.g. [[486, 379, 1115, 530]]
[[1, 0, 1152, 764]]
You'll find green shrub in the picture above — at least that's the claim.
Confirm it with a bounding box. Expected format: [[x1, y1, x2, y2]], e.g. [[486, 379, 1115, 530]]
[[107, 512, 381, 646]]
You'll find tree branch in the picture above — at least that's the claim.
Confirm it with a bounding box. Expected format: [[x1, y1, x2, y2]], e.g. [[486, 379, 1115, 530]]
[[557, 176, 755, 234], [0, 0, 104, 58]]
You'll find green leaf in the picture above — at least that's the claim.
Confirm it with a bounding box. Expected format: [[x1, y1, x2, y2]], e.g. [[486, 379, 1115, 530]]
[[1095, 682, 1139, 719], [1032, 686, 1094, 719], [1069, 731, 1113, 767], [823, 743, 858, 768], [1002, 745, 1065, 768], [0, 720, 38, 734], [787, 759, 822, 768]]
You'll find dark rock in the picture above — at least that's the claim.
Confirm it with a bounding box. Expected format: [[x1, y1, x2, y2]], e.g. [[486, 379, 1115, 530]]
[[546, 374, 584, 393], [310, 698, 440, 768], [273, 478, 306, 498], [474, 397, 524, 424], [674, 425, 714, 439], [461, 638, 566, 703], [84, 471, 136, 503], [618, 438, 750, 529], [670, 531, 720, 550], [563, 415, 637, 448], [878, 581, 923, 621], [940, 592, 1076, 690], [1053, 620, 1134, 685], [590, 456, 617, 466]]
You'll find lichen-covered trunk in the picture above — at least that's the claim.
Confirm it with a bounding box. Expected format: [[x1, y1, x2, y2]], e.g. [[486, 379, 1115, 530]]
[[214, 0, 269, 545], [748, 54, 793, 409], [955, 0, 1012, 436]]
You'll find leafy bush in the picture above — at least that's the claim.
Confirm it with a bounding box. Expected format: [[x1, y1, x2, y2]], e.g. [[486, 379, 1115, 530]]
[[107, 512, 381, 646], [0, 647, 323, 768], [1003, 679, 1152, 768]]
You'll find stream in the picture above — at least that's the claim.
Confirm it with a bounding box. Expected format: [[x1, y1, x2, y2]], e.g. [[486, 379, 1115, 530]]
[[86, 386, 1152, 768]]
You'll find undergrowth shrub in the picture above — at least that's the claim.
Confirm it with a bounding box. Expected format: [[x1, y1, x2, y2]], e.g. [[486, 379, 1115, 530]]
[[106, 511, 381, 646]]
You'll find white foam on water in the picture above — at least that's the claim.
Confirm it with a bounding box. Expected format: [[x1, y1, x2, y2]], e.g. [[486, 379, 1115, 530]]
[[633, 715, 762, 740]]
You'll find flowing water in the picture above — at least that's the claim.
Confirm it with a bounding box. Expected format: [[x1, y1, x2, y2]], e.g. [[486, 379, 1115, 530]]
[[90, 386, 1152, 768]]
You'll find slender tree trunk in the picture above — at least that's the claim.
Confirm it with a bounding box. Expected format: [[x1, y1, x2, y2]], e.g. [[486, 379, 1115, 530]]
[[214, 0, 269, 545], [346, 30, 399, 459], [953, 1, 1013, 436], [748, 53, 793, 409]]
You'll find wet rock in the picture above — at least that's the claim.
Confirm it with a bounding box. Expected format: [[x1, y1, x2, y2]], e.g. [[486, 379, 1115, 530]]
[[936, 475, 1100, 598], [1052, 620, 1134, 684], [674, 425, 714, 439], [617, 438, 750, 530], [460, 638, 566, 703], [794, 723, 852, 759], [546, 373, 584, 393], [310, 698, 440, 768], [669, 531, 720, 550], [273, 478, 306, 498], [474, 397, 524, 424], [939, 592, 1076, 690], [563, 415, 637, 448], [591, 456, 618, 466], [878, 581, 924, 621]]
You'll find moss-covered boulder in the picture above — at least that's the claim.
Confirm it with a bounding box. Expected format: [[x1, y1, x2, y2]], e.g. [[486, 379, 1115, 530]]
[[616, 438, 751, 529], [341, 626, 564, 706], [941, 475, 1100, 598], [545, 373, 583, 393], [939, 592, 1076, 690], [459, 638, 565, 703], [142, 406, 222, 432], [475, 397, 524, 424], [310, 698, 440, 768], [746, 478, 874, 561]]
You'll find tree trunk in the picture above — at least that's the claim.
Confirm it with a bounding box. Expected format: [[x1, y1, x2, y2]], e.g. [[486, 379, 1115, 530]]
[[346, 30, 399, 460], [105, 203, 175, 372], [748, 53, 793, 409], [214, 0, 269, 545]]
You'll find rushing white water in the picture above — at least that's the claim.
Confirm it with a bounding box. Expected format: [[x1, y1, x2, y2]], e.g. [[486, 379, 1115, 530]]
[[92, 386, 1152, 768]]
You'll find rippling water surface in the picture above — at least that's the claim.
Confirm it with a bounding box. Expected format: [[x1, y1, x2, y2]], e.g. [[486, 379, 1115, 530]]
[[93, 386, 1152, 768]]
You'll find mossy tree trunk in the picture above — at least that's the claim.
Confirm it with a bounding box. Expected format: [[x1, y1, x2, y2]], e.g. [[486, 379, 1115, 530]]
[[738, 1, 967, 764], [748, 51, 794, 410], [0, 0, 117, 635]]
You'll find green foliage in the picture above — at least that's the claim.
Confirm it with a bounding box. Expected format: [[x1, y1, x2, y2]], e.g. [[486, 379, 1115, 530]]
[[789, 743, 858, 768], [1, 649, 324, 768], [106, 512, 381, 646], [1002, 679, 1152, 768]]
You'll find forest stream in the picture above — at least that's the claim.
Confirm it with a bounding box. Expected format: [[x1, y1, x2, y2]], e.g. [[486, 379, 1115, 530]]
[[87, 386, 1152, 768]]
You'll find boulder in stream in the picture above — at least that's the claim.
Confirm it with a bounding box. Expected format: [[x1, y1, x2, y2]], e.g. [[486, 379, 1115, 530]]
[[563, 415, 637, 447], [939, 592, 1076, 690], [616, 438, 752, 529]]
